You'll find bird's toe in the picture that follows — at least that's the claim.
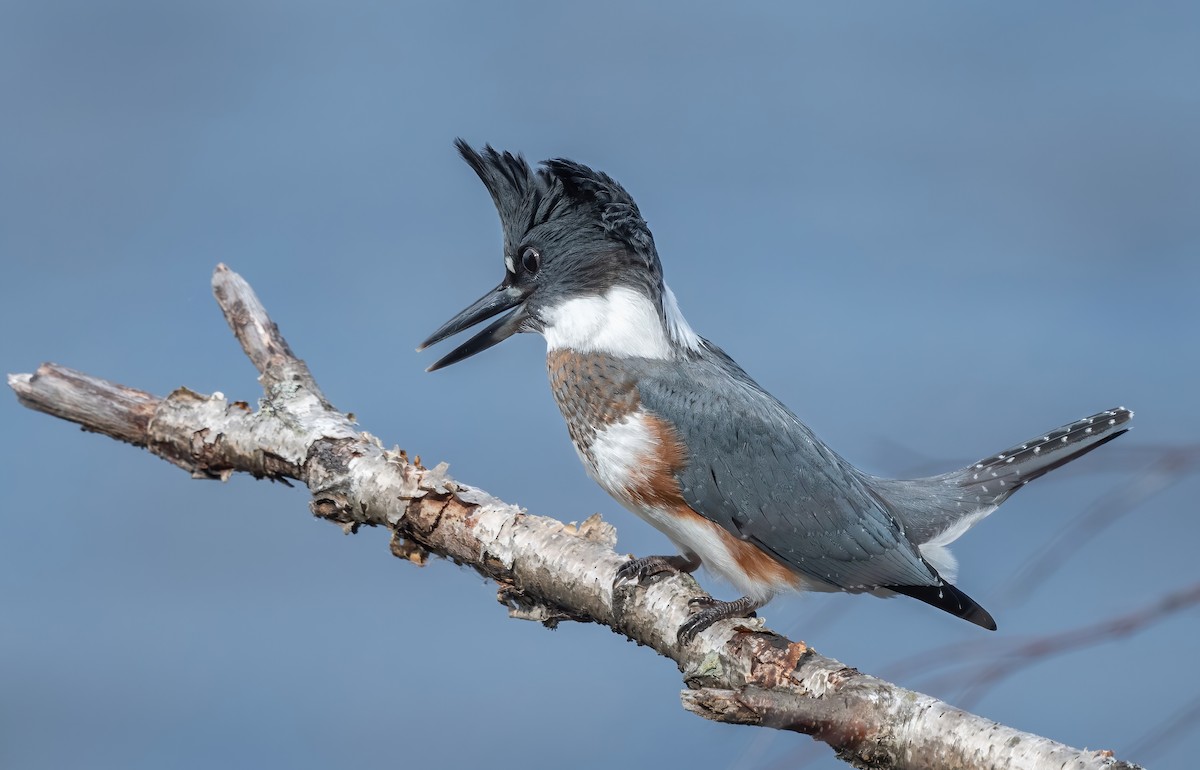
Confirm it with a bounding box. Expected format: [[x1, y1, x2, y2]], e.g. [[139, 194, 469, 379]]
[[613, 553, 699, 587], [676, 595, 763, 647]]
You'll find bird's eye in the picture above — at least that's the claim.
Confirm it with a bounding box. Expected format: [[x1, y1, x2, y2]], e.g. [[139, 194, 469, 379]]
[[521, 247, 541, 275]]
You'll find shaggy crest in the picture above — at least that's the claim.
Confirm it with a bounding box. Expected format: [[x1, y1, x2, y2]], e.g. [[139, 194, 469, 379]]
[[455, 139, 661, 278]]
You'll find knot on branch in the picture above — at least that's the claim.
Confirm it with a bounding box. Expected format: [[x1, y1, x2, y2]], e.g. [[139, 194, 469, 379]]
[[497, 584, 592, 628]]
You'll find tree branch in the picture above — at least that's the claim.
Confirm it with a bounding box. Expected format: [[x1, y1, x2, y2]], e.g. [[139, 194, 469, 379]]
[[7, 264, 1142, 770]]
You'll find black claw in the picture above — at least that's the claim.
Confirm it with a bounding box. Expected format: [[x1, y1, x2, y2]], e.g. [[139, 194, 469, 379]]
[[675, 596, 763, 646], [613, 554, 700, 587], [614, 556, 670, 585], [676, 613, 715, 647]]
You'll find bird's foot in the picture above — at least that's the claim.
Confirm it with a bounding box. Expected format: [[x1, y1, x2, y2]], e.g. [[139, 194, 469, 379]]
[[614, 553, 701, 586], [677, 595, 763, 646]]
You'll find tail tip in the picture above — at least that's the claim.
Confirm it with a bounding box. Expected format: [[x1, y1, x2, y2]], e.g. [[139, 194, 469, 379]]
[[889, 582, 997, 630], [966, 604, 998, 631]]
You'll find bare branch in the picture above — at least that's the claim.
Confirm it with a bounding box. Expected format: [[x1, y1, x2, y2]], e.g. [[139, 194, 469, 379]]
[[212, 262, 301, 379], [683, 684, 1128, 770], [7, 265, 1145, 770], [9, 367, 158, 448]]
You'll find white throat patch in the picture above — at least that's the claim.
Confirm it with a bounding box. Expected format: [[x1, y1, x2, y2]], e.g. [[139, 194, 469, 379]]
[[540, 285, 700, 358]]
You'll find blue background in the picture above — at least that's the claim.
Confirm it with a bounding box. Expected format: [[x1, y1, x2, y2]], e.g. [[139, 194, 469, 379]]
[[3, 3, 1197, 768]]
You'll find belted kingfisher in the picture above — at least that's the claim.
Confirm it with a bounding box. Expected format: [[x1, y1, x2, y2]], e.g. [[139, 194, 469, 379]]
[[419, 140, 1132, 644]]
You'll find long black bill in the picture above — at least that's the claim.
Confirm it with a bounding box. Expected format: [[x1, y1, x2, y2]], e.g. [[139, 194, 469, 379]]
[[418, 284, 529, 371]]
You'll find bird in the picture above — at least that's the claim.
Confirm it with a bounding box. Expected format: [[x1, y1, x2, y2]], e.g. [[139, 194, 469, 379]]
[[418, 140, 1132, 645]]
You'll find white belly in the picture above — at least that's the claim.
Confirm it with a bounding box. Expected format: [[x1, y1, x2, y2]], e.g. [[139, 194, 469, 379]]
[[583, 412, 793, 603]]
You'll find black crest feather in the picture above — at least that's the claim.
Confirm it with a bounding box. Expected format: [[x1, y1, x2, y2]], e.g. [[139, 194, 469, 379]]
[[543, 158, 656, 260], [455, 139, 554, 257], [455, 139, 660, 273]]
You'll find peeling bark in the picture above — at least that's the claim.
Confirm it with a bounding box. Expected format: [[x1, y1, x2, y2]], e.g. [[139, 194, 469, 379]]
[[7, 264, 1143, 770]]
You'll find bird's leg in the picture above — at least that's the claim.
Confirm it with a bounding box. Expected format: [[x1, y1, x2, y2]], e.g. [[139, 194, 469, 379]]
[[614, 552, 701, 585], [677, 595, 763, 646]]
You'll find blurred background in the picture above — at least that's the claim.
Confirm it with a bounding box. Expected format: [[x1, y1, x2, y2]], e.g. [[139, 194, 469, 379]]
[[2, 2, 1197, 768]]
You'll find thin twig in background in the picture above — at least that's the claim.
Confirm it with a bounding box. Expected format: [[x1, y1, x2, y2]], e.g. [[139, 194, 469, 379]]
[[922, 582, 1200, 708], [1124, 691, 1200, 763], [997, 451, 1197, 607]]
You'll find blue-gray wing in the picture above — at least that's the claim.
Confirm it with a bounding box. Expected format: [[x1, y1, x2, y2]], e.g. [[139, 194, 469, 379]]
[[632, 344, 939, 591]]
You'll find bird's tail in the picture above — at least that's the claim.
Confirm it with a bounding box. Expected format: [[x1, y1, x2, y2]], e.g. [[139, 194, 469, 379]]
[[952, 406, 1133, 500], [869, 406, 1133, 562], [888, 581, 998, 630]]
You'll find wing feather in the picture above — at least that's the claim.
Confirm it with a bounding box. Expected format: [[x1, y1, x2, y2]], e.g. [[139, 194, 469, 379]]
[[632, 343, 940, 592]]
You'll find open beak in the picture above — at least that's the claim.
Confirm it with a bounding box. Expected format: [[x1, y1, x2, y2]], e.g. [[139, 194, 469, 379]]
[[417, 283, 530, 371]]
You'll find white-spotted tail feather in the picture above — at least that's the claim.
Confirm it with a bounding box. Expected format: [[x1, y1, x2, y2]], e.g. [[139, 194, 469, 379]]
[[869, 406, 1133, 553], [958, 406, 1133, 498]]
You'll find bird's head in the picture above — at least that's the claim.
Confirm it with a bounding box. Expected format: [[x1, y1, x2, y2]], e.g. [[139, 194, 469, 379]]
[[419, 140, 698, 370]]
